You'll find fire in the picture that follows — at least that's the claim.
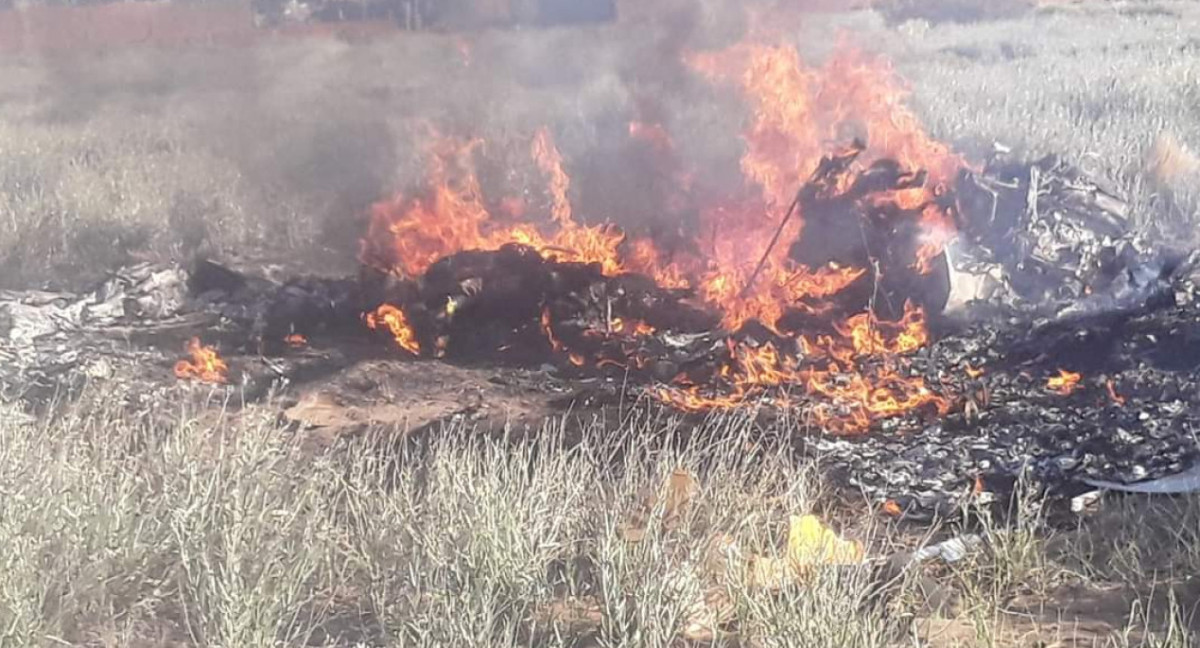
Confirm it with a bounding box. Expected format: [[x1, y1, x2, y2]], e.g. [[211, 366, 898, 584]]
[[1047, 369, 1082, 396], [541, 307, 564, 352], [285, 333, 307, 348], [610, 317, 656, 336], [357, 32, 966, 434], [360, 129, 626, 279], [687, 42, 962, 201], [1106, 379, 1126, 406], [531, 127, 572, 227], [656, 304, 948, 434], [366, 305, 420, 355], [174, 337, 228, 384]]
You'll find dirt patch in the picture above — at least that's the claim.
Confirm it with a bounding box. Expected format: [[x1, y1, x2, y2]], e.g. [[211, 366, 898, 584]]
[[282, 359, 569, 442]]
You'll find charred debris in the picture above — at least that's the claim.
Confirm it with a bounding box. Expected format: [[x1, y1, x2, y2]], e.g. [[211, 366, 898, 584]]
[[2, 145, 1199, 514]]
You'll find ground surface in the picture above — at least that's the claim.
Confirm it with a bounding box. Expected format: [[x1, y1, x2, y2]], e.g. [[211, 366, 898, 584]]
[[2, 1, 1200, 646]]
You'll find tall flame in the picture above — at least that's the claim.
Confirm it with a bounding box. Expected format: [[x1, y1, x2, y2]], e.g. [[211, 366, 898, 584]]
[[358, 38, 965, 434], [174, 337, 228, 384], [366, 305, 421, 355], [360, 129, 626, 279]]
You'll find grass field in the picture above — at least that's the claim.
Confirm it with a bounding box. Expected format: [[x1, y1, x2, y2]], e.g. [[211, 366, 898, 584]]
[[3, 391, 1200, 647], [2, 1, 1200, 646]]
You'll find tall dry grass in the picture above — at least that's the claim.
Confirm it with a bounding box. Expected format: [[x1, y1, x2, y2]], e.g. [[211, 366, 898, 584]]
[[3, 389, 1200, 646], [0, 391, 914, 647]]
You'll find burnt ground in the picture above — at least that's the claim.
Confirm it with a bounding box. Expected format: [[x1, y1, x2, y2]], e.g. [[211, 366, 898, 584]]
[[4, 232, 1200, 642]]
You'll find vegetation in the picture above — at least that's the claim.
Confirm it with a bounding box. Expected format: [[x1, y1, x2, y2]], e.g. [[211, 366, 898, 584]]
[[0, 391, 1198, 646], [888, 0, 1200, 237]]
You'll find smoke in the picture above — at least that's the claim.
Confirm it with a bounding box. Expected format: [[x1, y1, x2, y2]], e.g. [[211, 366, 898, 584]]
[[0, 0, 884, 287]]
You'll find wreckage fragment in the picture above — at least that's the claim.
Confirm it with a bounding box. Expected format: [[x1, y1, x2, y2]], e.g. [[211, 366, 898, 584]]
[[356, 145, 960, 433], [6, 134, 1200, 519]]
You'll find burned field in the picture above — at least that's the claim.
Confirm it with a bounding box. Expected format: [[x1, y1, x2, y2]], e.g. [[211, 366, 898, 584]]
[[5, 3, 1200, 646], [3, 44, 1198, 518]]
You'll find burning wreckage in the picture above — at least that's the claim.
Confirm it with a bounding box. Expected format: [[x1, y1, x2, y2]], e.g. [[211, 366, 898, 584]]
[[1, 44, 1198, 516]]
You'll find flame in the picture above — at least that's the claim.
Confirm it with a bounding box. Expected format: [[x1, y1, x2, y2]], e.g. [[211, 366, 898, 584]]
[[366, 305, 420, 355], [174, 337, 228, 384], [361, 129, 626, 279], [1046, 369, 1082, 396], [541, 307, 564, 353], [1106, 379, 1126, 406], [610, 317, 656, 336], [531, 126, 573, 227], [358, 35, 966, 434], [285, 333, 307, 348], [655, 302, 948, 434], [685, 41, 963, 294], [687, 41, 962, 202]]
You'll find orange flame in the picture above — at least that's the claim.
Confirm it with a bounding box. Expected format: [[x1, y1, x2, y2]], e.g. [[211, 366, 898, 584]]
[[174, 337, 228, 384], [610, 317, 656, 336], [360, 129, 626, 279], [285, 333, 307, 348], [358, 37, 965, 434], [541, 307, 564, 353], [1047, 369, 1082, 396], [656, 302, 948, 434], [366, 305, 420, 355], [532, 126, 572, 227], [1106, 379, 1126, 406]]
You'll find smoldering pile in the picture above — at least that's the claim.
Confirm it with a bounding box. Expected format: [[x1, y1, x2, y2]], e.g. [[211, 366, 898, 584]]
[[813, 150, 1200, 515], [2, 145, 1199, 516]]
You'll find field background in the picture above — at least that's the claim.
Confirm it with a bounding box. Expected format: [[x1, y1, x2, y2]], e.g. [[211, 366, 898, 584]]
[[2, 2, 1200, 646], [0, 0, 1197, 289]]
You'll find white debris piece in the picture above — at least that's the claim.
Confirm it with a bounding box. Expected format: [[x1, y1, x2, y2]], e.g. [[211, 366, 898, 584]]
[[912, 534, 984, 564], [1070, 490, 1103, 513], [1084, 462, 1200, 494]]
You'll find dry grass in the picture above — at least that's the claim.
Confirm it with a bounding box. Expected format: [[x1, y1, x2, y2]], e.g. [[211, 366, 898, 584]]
[[0, 393, 890, 647], [888, 0, 1200, 236], [1, 390, 1199, 647]]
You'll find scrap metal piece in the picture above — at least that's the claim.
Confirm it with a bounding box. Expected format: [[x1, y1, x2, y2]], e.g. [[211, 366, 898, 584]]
[[1083, 462, 1200, 494], [912, 534, 985, 564], [1070, 490, 1103, 513]]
